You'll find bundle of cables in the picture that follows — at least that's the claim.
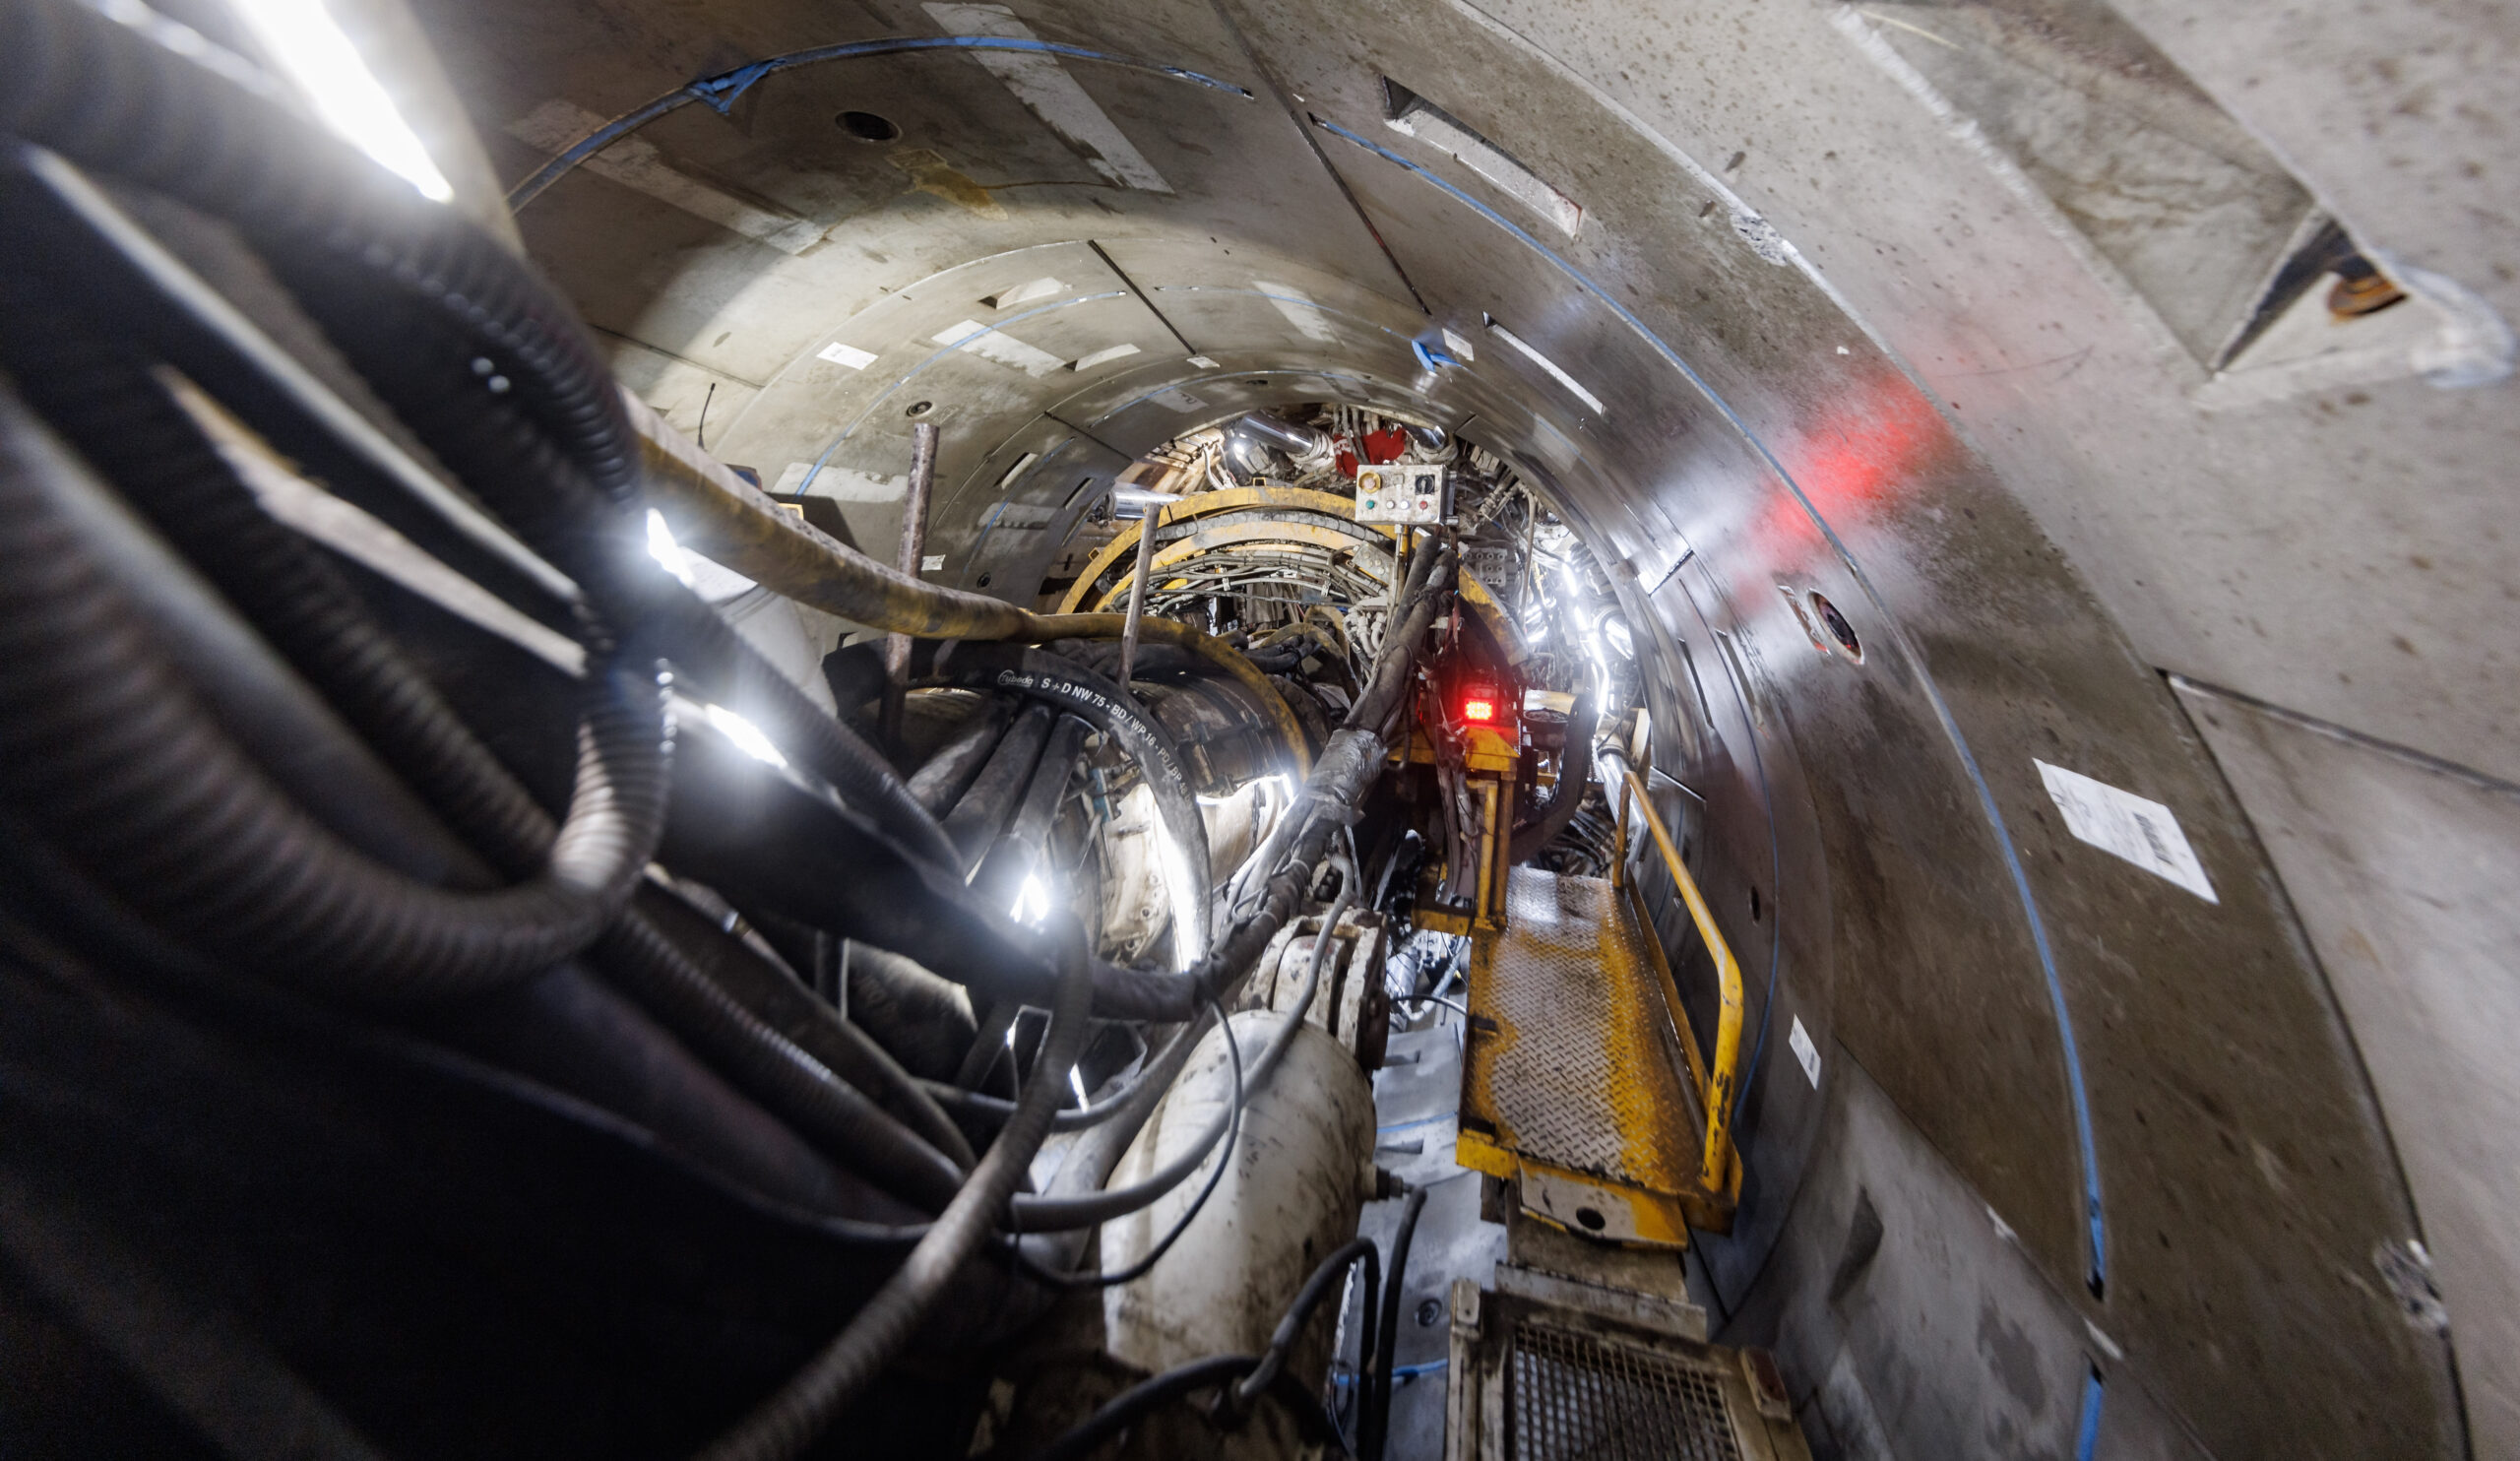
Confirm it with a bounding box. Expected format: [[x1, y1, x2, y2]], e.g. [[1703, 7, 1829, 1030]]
[[0, 5, 1463, 1457]]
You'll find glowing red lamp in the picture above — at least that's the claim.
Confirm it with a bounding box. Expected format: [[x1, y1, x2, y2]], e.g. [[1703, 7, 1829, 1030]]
[[1461, 691, 1497, 723]]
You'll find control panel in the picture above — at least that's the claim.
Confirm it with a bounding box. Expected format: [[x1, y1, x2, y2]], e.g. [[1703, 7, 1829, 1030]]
[[1354, 465, 1451, 526]]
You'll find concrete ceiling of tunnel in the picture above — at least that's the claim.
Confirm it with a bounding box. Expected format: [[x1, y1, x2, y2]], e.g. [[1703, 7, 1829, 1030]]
[[438, 0, 2520, 786], [416, 0, 2516, 1453], [444, 0, 2520, 789]]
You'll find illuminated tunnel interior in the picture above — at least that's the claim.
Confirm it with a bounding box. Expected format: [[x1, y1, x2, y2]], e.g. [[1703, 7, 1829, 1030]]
[[0, 0, 2512, 1457]]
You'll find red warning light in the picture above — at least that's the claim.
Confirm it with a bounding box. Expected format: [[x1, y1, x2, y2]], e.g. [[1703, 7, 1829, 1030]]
[[1462, 696, 1497, 723]]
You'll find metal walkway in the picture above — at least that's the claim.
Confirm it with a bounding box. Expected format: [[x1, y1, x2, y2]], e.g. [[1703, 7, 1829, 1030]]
[[1455, 867, 1733, 1245]]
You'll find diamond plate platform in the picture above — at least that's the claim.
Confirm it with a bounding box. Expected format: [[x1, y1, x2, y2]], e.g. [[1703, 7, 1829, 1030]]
[[1456, 867, 1732, 1243]]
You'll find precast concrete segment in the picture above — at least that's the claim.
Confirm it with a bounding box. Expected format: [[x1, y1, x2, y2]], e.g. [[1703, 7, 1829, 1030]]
[[1313, 113, 2108, 1294]]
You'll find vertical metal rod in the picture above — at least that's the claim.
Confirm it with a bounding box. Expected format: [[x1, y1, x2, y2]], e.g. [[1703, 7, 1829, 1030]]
[[1611, 778, 1631, 890], [1514, 484, 1539, 620], [880, 422, 938, 747], [1116, 497, 1164, 687]]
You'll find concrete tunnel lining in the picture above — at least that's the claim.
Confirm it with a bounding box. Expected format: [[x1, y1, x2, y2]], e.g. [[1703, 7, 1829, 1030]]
[[439, 0, 2491, 1451], [14, 0, 2514, 1453]]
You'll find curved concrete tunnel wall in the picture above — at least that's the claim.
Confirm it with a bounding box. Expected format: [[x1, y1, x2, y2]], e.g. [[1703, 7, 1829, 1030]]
[[425, 0, 2519, 1453]]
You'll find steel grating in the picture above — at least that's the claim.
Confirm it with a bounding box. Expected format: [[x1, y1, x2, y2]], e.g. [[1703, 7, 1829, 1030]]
[[1508, 1322, 1742, 1461], [1459, 867, 1705, 1238]]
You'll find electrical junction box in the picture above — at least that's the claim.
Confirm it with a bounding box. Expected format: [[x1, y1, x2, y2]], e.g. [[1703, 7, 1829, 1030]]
[[1354, 464, 1450, 525]]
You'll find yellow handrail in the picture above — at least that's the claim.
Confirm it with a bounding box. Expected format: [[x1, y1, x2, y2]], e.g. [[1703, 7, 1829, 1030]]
[[1619, 767, 1741, 1192]]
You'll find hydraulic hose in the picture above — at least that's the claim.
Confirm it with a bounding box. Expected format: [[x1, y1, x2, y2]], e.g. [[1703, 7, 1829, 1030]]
[[1024, 1237, 1380, 1461], [692, 924, 1093, 1461], [1013, 1003, 1242, 1286], [652, 888, 977, 1171], [942, 702, 1054, 873], [1004, 859, 1353, 1236], [1360, 1186, 1430, 1461], [971, 713, 1091, 908], [844, 943, 978, 1082], [916, 1010, 1203, 1135], [1021, 1355, 1261, 1461], [0, 385, 663, 1001], [1232, 1237, 1381, 1408], [906, 695, 1018, 815], [1507, 683, 1599, 864], [595, 907, 968, 1213], [1160, 545, 1454, 1022], [940, 644, 1212, 962]]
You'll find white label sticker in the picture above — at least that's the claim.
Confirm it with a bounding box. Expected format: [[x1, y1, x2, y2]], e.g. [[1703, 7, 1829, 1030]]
[[1186, 354, 1220, 369], [2035, 760, 2218, 903], [920, 554, 945, 572], [1788, 1016, 1821, 1088], [817, 342, 876, 370], [1149, 386, 1208, 413]]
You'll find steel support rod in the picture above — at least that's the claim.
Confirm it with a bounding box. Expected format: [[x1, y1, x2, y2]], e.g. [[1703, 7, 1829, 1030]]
[[1115, 496, 1164, 688], [880, 422, 938, 748]]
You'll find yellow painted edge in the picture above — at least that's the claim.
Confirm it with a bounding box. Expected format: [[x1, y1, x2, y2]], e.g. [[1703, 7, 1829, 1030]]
[[1511, 1155, 1693, 1247], [1455, 1129, 1519, 1182]]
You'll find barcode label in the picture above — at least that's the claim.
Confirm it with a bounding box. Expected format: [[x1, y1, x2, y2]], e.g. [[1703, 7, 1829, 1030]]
[[2035, 760, 2217, 903]]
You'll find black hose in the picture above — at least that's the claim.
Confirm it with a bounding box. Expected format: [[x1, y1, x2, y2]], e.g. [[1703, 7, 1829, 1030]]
[[0, 384, 662, 1001], [943, 702, 1054, 872], [0, 0, 642, 508], [0, 296, 620, 882], [691, 923, 1094, 1461], [1012, 1002, 1242, 1285], [1024, 1237, 1381, 1461], [1021, 1354, 1261, 1461], [939, 644, 1213, 955], [1007, 859, 1351, 1236], [648, 586, 964, 873], [970, 713, 1091, 910], [646, 887, 976, 1170], [916, 1011, 1201, 1135], [1507, 684, 1599, 864], [907, 694, 1018, 814], [1359, 1186, 1430, 1461], [11, 0, 967, 881], [846, 944, 979, 1081], [596, 904, 969, 1214], [1233, 1236, 1381, 1407]]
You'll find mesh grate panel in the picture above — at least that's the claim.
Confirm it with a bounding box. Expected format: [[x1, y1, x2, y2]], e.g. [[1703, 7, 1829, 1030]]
[[1508, 1322, 1741, 1461]]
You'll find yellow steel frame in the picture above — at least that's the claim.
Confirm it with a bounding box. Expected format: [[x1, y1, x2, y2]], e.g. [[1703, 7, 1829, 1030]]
[[1058, 485, 1525, 660], [1617, 768, 1744, 1193]]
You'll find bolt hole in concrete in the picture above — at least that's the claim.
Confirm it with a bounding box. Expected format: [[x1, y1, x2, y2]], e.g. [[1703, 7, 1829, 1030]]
[[1576, 1205, 1606, 1232], [1749, 886, 1762, 922], [836, 109, 901, 143], [976, 572, 992, 588], [1417, 1298, 1444, 1327], [906, 400, 934, 417], [1808, 591, 1862, 661]]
